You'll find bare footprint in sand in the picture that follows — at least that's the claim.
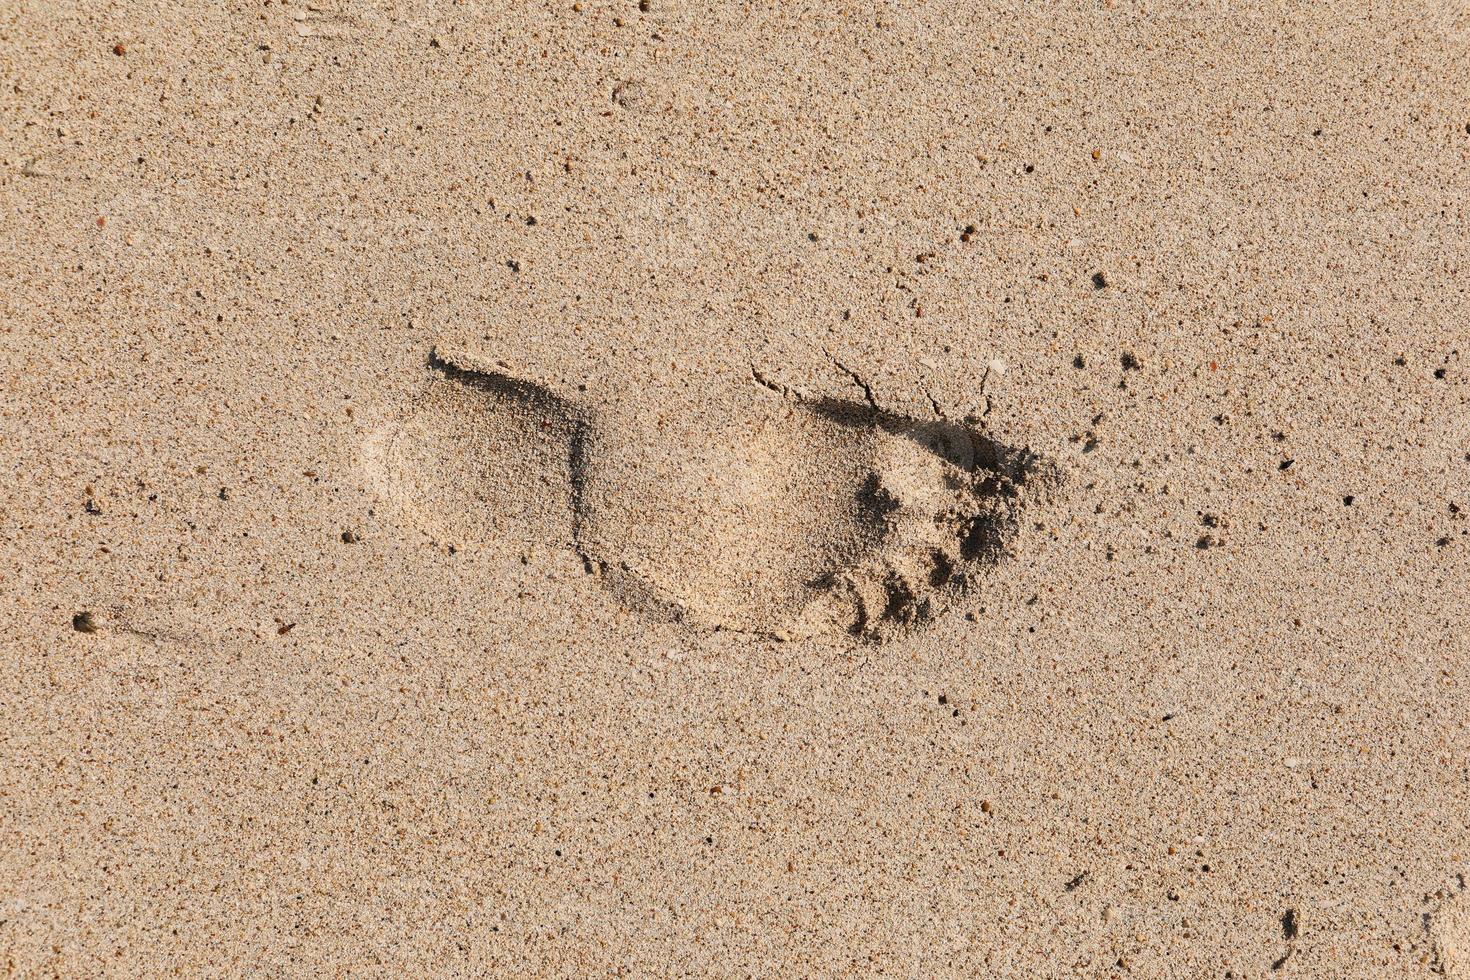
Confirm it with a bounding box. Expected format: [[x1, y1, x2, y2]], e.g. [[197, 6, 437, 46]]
[[367, 349, 1058, 642]]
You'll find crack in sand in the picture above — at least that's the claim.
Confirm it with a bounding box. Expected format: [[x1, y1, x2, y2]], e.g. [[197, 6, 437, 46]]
[[824, 349, 879, 411]]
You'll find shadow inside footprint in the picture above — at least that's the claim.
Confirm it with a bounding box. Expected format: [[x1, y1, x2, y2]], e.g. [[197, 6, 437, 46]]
[[370, 351, 1058, 643]]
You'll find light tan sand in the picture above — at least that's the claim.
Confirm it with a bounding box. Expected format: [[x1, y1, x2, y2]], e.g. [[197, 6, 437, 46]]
[[3, 1, 1470, 976]]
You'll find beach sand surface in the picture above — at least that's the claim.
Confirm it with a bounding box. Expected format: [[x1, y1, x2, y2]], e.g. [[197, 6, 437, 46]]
[[3, 1, 1470, 975]]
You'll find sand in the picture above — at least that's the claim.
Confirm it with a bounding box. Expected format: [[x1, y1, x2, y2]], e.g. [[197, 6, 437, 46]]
[[3, 0, 1470, 976]]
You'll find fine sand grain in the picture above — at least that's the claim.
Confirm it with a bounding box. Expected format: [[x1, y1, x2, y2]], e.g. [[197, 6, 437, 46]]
[[3, 1, 1470, 976]]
